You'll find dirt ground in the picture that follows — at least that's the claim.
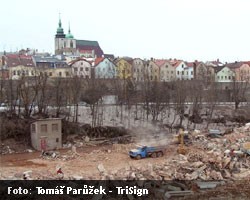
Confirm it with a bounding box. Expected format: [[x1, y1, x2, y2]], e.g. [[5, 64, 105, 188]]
[[1, 143, 250, 199], [0, 144, 178, 180]]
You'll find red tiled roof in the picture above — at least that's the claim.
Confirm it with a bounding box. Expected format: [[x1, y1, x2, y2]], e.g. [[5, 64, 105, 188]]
[[210, 60, 223, 66], [5, 54, 35, 67], [154, 59, 168, 67], [186, 61, 201, 68], [169, 60, 183, 68], [243, 61, 250, 66], [186, 62, 193, 68], [94, 57, 105, 66], [226, 62, 245, 69], [76, 45, 104, 58]]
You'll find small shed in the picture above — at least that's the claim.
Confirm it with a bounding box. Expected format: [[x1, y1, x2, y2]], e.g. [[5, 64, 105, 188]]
[[31, 118, 62, 151]]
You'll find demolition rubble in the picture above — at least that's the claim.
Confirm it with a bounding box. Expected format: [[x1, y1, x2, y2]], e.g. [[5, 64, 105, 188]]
[[2, 123, 250, 181]]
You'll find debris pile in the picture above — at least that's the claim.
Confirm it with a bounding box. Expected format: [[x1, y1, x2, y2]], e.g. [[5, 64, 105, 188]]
[[0, 145, 15, 154], [40, 150, 60, 160], [93, 123, 250, 181]]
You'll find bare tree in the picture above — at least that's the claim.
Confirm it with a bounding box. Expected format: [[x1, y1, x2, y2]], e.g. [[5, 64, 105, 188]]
[[83, 79, 105, 127], [18, 76, 38, 118], [34, 75, 49, 116], [231, 74, 249, 110], [70, 76, 82, 123], [173, 80, 188, 127], [205, 82, 218, 129], [52, 78, 68, 118], [188, 80, 204, 128]]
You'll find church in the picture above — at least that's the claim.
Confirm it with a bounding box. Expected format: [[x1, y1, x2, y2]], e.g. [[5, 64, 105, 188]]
[[54, 17, 104, 58]]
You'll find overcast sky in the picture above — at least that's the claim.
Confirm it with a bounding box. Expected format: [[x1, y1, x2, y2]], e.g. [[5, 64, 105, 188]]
[[1, 0, 250, 62]]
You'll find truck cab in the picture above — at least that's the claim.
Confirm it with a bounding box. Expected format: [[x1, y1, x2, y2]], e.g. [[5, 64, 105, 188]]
[[129, 145, 165, 159]]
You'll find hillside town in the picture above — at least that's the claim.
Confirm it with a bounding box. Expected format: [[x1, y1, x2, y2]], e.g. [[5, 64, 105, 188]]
[[1, 16, 250, 199], [1, 18, 250, 83]]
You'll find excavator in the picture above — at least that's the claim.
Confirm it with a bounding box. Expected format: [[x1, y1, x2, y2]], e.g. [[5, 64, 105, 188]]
[[177, 128, 188, 155]]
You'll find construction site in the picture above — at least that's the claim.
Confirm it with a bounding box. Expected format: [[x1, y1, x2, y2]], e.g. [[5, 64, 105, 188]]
[[1, 103, 250, 199]]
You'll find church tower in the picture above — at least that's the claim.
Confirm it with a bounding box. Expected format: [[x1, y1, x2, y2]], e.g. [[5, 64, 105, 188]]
[[64, 23, 76, 55], [55, 16, 76, 55], [55, 15, 66, 55]]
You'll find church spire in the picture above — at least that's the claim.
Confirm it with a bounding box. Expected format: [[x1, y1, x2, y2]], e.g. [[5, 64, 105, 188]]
[[59, 13, 62, 28], [65, 22, 74, 39], [55, 13, 65, 38], [68, 22, 71, 34]]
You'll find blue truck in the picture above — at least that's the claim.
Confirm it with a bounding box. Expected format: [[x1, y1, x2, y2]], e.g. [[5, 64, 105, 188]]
[[129, 145, 166, 159]]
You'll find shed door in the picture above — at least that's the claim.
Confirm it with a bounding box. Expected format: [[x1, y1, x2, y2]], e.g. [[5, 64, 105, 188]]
[[40, 137, 47, 151]]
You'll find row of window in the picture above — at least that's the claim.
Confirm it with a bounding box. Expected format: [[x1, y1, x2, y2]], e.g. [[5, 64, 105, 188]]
[[31, 123, 59, 133], [217, 75, 234, 80], [97, 67, 113, 72], [13, 70, 35, 76], [12, 70, 70, 77], [177, 71, 193, 75], [74, 67, 89, 72]]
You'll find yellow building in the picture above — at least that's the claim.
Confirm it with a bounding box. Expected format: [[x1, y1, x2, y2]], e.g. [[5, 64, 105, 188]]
[[43, 67, 72, 78], [115, 58, 132, 79], [9, 65, 39, 79]]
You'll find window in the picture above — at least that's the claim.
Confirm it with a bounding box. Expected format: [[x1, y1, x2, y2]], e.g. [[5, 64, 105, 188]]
[[49, 72, 52, 76], [59, 72, 62, 77], [41, 124, 47, 133], [229, 76, 231, 80], [225, 76, 227, 79], [182, 71, 184, 75], [52, 124, 58, 132], [177, 71, 180, 75], [182, 64, 184, 68], [13, 71, 16, 75], [56, 138, 59, 142], [191, 71, 193, 75], [74, 68, 77, 72], [165, 65, 168, 68], [221, 76, 223, 79], [217, 76, 220, 79], [85, 75, 89, 79], [80, 67, 83, 71], [31, 124, 36, 133], [171, 71, 173, 74], [65, 72, 69, 76], [186, 71, 188, 75]]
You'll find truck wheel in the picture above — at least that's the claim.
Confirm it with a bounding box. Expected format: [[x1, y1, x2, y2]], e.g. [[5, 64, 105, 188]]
[[151, 152, 157, 158], [157, 151, 163, 157], [136, 155, 141, 160]]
